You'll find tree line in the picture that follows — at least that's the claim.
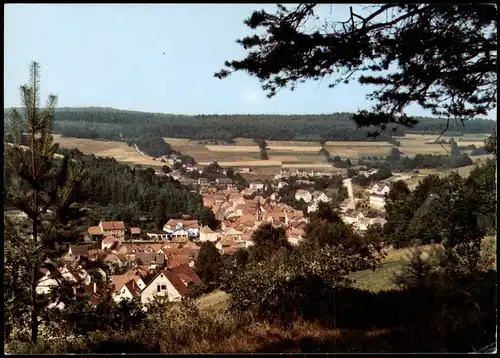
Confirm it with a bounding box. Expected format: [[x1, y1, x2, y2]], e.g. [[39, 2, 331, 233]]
[[4, 107, 494, 144]]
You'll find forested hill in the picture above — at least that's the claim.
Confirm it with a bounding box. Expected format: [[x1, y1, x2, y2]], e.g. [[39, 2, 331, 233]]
[[4, 107, 496, 143]]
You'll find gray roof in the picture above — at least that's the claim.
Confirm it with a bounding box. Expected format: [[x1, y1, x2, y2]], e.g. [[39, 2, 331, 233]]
[[135, 252, 165, 265], [69, 245, 90, 256]]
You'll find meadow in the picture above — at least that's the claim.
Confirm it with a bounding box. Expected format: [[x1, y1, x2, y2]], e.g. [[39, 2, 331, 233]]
[[50, 133, 487, 175]]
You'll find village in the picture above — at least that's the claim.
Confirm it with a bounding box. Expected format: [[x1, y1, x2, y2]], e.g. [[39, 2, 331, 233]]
[[27, 162, 391, 310]]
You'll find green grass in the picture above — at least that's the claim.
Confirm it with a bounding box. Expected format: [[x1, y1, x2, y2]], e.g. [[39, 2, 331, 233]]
[[196, 290, 229, 314], [349, 260, 403, 293]]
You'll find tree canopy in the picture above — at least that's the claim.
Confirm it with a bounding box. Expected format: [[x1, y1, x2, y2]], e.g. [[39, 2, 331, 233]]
[[215, 4, 497, 135]]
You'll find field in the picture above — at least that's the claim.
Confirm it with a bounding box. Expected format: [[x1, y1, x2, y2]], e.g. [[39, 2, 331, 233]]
[[53, 134, 166, 168], [165, 136, 396, 172], [397, 154, 493, 189]]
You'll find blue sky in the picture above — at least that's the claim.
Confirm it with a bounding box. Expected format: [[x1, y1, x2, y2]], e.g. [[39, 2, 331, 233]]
[[4, 4, 496, 118]]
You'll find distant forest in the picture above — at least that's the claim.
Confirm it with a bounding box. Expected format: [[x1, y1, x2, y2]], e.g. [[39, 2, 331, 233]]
[[4, 107, 495, 157]]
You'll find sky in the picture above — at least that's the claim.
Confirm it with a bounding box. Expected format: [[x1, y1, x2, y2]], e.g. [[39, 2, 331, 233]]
[[4, 4, 496, 118]]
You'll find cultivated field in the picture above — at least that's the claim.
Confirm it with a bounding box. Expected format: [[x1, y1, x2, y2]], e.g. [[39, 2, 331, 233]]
[[53, 134, 166, 167], [50, 133, 489, 173]]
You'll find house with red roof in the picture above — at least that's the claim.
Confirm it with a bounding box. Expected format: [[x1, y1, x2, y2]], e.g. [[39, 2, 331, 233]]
[[139, 265, 201, 305], [98, 221, 126, 240]]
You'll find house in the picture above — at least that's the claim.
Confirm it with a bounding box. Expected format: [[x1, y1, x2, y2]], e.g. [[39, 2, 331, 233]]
[[67, 245, 90, 258], [269, 192, 280, 201], [307, 201, 319, 213], [103, 253, 124, 267], [367, 183, 390, 196], [198, 177, 209, 187], [216, 236, 238, 255], [296, 179, 314, 185], [312, 191, 330, 203], [216, 177, 233, 185], [179, 177, 197, 186], [277, 181, 289, 189], [223, 227, 244, 239], [135, 252, 165, 269], [146, 231, 169, 241], [87, 226, 104, 240], [369, 194, 387, 211], [239, 167, 251, 173], [199, 225, 220, 242], [113, 279, 142, 302], [164, 220, 200, 239], [129, 227, 141, 238], [183, 164, 198, 172], [111, 268, 147, 292], [36, 269, 59, 295], [140, 266, 201, 305], [249, 180, 265, 190], [36, 265, 93, 295], [286, 227, 305, 246], [295, 189, 312, 203], [101, 236, 119, 250], [99, 221, 126, 240]]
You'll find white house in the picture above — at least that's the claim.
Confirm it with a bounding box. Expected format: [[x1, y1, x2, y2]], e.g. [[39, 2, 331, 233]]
[[277, 181, 289, 189], [307, 201, 319, 213], [199, 226, 220, 242], [36, 266, 92, 295], [295, 189, 312, 203], [163, 220, 200, 239], [312, 191, 330, 203], [36, 269, 59, 295], [139, 266, 202, 306], [249, 180, 265, 190], [367, 183, 390, 196], [140, 270, 182, 305], [113, 279, 142, 303]]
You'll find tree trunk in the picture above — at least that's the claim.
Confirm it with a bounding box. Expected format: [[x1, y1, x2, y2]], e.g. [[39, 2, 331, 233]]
[[30, 191, 39, 344]]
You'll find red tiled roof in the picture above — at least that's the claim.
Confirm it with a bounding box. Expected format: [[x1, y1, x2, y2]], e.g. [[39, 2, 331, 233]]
[[169, 264, 202, 285], [102, 236, 118, 244], [165, 220, 199, 230], [88, 226, 103, 235], [124, 280, 142, 297], [130, 227, 141, 235], [167, 254, 190, 268], [100, 221, 125, 231], [222, 246, 239, 255]]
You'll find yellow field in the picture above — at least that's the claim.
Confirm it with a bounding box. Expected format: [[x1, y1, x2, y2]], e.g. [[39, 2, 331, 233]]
[[281, 163, 342, 170], [52, 133, 490, 172], [198, 160, 282, 167], [53, 134, 165, 167], [206, 145, 261, 153]]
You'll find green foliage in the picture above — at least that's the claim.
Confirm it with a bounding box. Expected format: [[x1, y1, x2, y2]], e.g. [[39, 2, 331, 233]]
[[216, 4, 496, 134], [249, 223, 291, 263], [3, 62, 89, 344], [135, 135, 172, 158], [10, 106, 493, 143], [195, 242, 224, 288], [484, 131, 496, 156]]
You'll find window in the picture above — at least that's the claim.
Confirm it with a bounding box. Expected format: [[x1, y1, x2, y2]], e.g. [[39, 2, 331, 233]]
[[157, 285, 161, 292], [161, 285, 167, 290]]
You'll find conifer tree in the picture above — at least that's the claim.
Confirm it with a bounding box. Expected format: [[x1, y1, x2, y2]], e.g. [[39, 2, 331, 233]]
[[4, 61, 87, 344]]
